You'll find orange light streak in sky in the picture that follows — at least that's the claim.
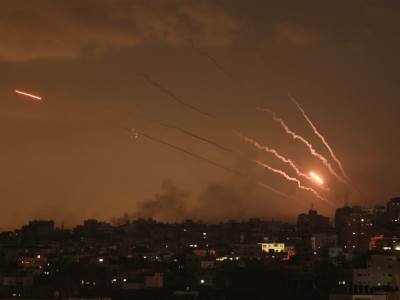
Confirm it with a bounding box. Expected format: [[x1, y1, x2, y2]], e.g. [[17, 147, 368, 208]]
[[260, 108, 347, 184], [255, 160, 326, 201], [309, 171, 324, 185], [290, 95, 350, 183], [238, 132, 312, 182], [14, 90, 42, 101]]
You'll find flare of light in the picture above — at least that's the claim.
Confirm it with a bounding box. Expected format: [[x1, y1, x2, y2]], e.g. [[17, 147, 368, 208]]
[[260, 108, 346, 184], [255, 160, 327, 202], [14, 90, 42, 101], [309, 171, 324, 185], [289, 95, 350, 183]]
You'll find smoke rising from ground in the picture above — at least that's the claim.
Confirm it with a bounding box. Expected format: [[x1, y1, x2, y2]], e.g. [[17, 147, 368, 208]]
[[113, 176, 308, 225]]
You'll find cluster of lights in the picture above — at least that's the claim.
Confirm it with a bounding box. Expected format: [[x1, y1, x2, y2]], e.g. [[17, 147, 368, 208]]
[[216, 256, 227, 261], [111, 278, 127, 284], [189, 244, 198, 248], [81, 280, 96, 286], [215, 256, 240, 262]]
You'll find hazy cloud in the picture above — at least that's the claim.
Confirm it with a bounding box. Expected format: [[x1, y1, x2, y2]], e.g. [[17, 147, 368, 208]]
[[0, 0, 237, 62]]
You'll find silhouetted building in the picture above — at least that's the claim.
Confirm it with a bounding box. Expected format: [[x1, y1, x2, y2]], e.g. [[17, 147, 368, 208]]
[[387, 197, 400, 223], [335, 206, 385, 253], [21, 220, 54, 238], [353, 254, 400, 290], [75, 219, 114, 236], [297, 209, 329, 237]]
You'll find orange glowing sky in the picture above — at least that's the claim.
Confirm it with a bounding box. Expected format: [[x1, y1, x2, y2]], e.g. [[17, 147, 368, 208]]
[[0, 1, 400, 229]]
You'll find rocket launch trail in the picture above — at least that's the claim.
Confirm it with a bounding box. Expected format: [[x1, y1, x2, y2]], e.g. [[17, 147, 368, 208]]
[[260, 108, 347, 184], [238, 132, 311, 181], [14, 90, 43, 102], [289, 95, 350, 183], [137, 73, 215, 118], [192, 43, 235, 80], [140, 117, 234, 153], [255, 160, 327, 202]]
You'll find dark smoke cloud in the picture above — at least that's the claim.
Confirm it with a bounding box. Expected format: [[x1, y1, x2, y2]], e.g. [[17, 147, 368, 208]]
[[113, 175, 304, 225], [194, 183, 246, 222], [115, 179, 190, 223], [0, 0, 237, 62]]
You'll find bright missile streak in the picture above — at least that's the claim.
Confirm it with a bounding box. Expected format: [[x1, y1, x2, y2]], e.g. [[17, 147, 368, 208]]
[[309, 171, 324, 185], [255, 160, 327, 202], [14, 90, 42, 101], [259, 108, 346, 184], [289, 95, 349, 183], [238, 132, 310, 179]]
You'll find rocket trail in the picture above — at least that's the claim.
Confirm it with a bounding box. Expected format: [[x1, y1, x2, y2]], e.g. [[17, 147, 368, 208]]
[[238, 132, 316, 182], [260, 108, 347, 184], [191, 43, 235, 80], [289, 95, 350, 182], [255, 182, 293, 200], [156, 122, 233, 153], [137, 73, 215, 118], [138, 130, 240, 175], [139, 116, 234, 153], [255, 160, 327, 202], [14, 90, 42, 102]]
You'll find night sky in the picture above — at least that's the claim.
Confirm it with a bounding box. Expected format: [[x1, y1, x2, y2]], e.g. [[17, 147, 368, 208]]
[[1, 0, 399, 229]]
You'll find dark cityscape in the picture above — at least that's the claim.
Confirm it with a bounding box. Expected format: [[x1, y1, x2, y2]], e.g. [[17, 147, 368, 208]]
[[2, 1, 400, 299], [2, 200, 400, 299]]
